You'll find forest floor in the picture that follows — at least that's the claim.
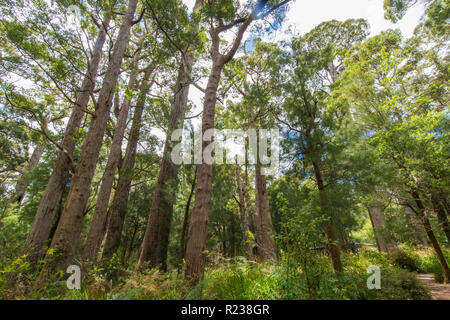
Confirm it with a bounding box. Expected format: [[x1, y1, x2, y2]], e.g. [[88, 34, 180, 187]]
[[416, 274, 450, 300]]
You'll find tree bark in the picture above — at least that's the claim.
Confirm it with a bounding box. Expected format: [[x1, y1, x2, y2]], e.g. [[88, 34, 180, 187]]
[[236, 163, 252, 259], [137, 56, 194, 271], [101, 64, 155, 261], [137, 0, 202, 271], [312, 160, 342, 274], [411, 191, 450, 283], [178, 169, 197, 270], [244, 147, 256, 236], [367, 202, 395, 252], [184, 0, 293, 280], [185, 15, 256, 281], [82, 65, 138, 265], [38, 1, 137, 281], [254, 165, 276, 261], [230, 215, 237, 257], [23, 16, 110, 266], [246, 104, 275, 261], [184, 58, 224, 281], [12, 146, 44, 207]]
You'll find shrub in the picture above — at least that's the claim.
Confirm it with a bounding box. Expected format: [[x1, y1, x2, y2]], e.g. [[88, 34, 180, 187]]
[[388, 249, 422, 272], [187, 260, 280, 300], [416, 248, 450, 284], [111, 269, 189, 300]]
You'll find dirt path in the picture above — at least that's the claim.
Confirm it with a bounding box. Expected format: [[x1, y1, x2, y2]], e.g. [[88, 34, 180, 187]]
[[416, 274, 450, 300]]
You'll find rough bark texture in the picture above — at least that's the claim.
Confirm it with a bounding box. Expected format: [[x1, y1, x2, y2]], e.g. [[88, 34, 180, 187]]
[[178, 168, 196, 270], [23, 17, 110, 265], [138, 0, 202, 271], [244, 148, 256, 236], [12, 146, 44, 206], [38, 1, 137, 281], [246, 103, 275, 261], [82, 66, 138, 265], [101, 65, 155, 261], [312, 160, 342, 274], [184, 59, 223, 281], [236, 163, 252, 259], [411, 191, 450, 283], [185, 17, 253, 281], [254, 165, 275, 261], [367, 202, 394, 253], [138, 56, 194, 271]]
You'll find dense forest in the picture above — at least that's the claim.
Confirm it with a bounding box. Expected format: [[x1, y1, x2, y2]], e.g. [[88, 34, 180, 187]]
[[0, 0, 449, 300]]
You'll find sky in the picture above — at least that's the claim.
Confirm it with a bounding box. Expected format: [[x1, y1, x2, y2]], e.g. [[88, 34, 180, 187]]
[[278, 0, 424, 38], [176, 0, 425, 132], [183, 0, 425, 38]]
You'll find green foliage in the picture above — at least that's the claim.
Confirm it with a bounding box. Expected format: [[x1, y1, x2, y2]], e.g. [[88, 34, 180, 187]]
[[188, 259, 280, 300], [109, 269, 189, 300], [1, 251, 432, 300], [388, 249, 423, 272], [273, 191, 330, 299], [187, 252, 431, 300], [384, 0, 413, 22], [341, 250, 431, 300], [0, 0, 446, 302], [415, 247, 450, 283]]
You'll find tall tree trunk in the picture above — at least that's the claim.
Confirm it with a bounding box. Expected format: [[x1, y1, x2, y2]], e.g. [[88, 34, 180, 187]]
[[23, 17, 110, 265], [137, 0, 202, 271], [37, 1, 137, 281], [367, 202, 394, 252], [185, 14, 254, 282], [184, 59, 224, 281], [411, 191, 450, 283], [12, 146, 44, 207], [230, 216, 237, 257], [137, 58, 193, 271], [47, 187, 66, 245], [236, 163, 252, 259], [244, 147, 256, 237], [312, 160, 342, 274], [246, 105, 274, 261], [254, 165, 275, 261], [178, 168, 196, 270], [122, 220, 139, 267], [82, 65, 138, 265], [101, 64, 155, 261]]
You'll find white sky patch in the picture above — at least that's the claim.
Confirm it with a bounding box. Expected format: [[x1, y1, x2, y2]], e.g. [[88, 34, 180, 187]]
[[283, 0, 424, 38]]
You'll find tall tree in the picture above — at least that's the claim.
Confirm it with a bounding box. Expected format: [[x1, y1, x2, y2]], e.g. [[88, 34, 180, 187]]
[[185, 0, 292, 281], [235, 163, 253, 259], [137, 0, 203, 271], [11, 145, 44, 207], [367, 201, 395, 252], [38, 0, 139, 281], [101, 63, 155, 260], [280, 19, 369, 274], [81, 50, 142, 265], [221, 41, 286, 260], [23, 13, 112, 266], [336, 29, 450, 282]]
